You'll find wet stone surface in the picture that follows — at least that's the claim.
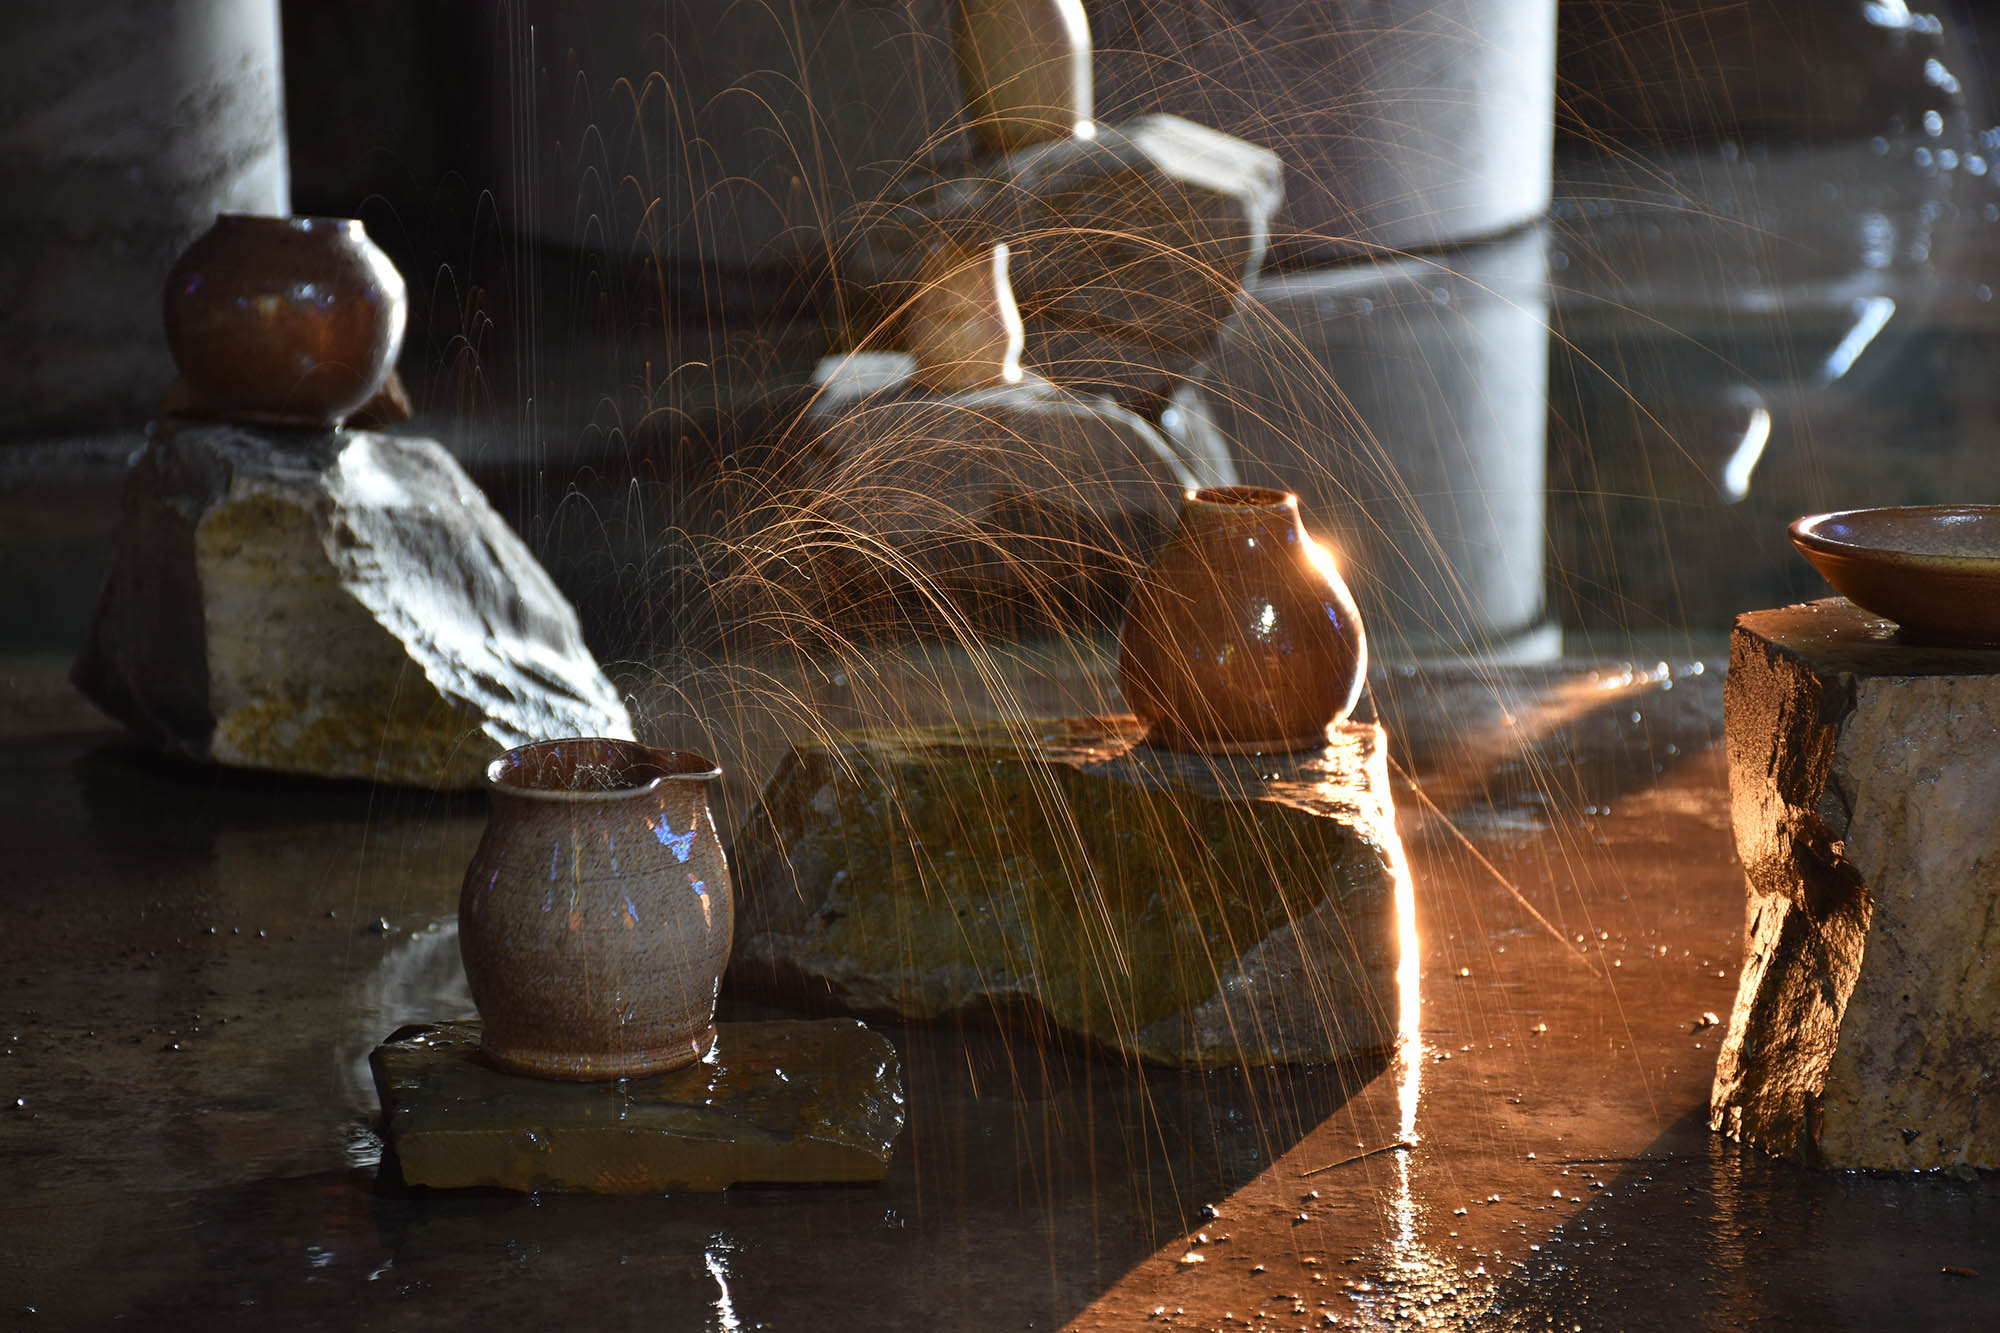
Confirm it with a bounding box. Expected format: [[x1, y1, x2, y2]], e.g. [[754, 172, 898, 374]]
[[373, 1019, 906, 1193], [71, 419, 631, 788], [732, 715, 1405, 1067], [1716, 598, 2000, 1168]]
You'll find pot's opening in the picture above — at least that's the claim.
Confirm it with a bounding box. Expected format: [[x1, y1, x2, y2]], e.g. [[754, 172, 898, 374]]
[[1189, 485, 1295, 510], [488, 737, 719, 794], [214, 211, 365, 234]]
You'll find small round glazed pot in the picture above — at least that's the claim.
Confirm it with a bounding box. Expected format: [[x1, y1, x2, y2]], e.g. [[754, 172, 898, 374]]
[[162, 213, 407, 428], [458, 738, 733, 1080], [1118, 486, 1367, 754]]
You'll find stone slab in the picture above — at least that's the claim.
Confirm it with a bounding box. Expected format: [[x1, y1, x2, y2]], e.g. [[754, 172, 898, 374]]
[[736, 368, 1193, 631], [731, 714, 1406, 1068], [372, 1019, 906, 1193], [72, 420, 632, 788], [1713, 598, 2000, 1169], [842, 114, 1280, 362]]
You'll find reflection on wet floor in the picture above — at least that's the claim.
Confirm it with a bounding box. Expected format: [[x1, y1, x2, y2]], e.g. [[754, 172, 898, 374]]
[[6, 639, 1998, 1329], [8, 25, 2000, 1313]]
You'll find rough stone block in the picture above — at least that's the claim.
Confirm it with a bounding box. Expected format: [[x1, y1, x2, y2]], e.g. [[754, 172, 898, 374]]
[[372, 1019, 906, 1193], [72, 420, 632, 789], [735, 365, 1194, 631], [843, 114, 1281, 362], [1021, 322, 1196, 425], [731, 715, 1406, 1068], [1714, 598, 2000, 1169]]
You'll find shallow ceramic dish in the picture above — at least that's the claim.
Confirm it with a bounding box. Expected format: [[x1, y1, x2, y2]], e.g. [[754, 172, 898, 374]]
[[1790, 506, 2000, 644]]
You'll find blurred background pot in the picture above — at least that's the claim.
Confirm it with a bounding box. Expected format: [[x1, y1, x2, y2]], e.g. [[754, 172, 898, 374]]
[[162, 213, 406, 429], [1118, 485, 1365, 754], [458, 738, 732, 1081]]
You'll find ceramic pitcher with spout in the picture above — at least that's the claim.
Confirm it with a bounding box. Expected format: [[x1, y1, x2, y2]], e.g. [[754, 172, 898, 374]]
[[458, 737, 732, 1079]]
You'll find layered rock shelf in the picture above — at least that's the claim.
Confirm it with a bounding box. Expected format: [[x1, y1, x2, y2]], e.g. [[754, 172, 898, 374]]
[[731, 715, 1408, 1068], [1714, 598, 2000, 1169], [757, 368, 1199, 629]]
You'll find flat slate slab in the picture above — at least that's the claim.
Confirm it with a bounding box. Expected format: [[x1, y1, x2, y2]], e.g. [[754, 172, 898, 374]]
[[1715, 598, 2000, 1169], [372, 1020, 905, 1193], [732, 714, 1406, 1068]]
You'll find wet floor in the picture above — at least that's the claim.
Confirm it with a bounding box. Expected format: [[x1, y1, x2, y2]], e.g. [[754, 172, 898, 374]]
[[4, 644, 1997, 1330], [9, 98, 2000, 1327]]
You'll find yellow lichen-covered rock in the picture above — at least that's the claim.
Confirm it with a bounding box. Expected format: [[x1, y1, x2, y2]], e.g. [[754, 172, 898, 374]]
[[1715, 599, 2000, 1169], [732, 715, 1406, 1068], [73, 420, 631, 788]]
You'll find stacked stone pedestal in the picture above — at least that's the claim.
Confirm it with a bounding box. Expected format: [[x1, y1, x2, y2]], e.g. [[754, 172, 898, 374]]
[[726, 365, 1198, 639], [1715, 599, 2000, 1170], [843, 113, 1282, 383], [835, 111, 1280, 428]]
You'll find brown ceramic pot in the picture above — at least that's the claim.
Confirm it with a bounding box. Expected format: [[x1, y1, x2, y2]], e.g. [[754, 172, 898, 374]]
[[458, 738, 733, 1080], [162, 213, 407, 428], [1118, 486, 1367, 753], [955, 0, 1094, 156], [903, 241, 1025, 394]]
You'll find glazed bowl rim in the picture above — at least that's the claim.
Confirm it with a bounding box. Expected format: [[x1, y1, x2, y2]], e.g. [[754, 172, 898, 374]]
[[1789, 505, 2000, 570], [486, 736, 722, 800]]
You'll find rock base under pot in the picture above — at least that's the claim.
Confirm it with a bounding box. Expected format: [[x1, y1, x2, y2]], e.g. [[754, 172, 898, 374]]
[[1715, 599, 2000, 1169], [732, 714, 1407, 1068], [371, 1019, 906, 1193], [72, 419, 632, 788]]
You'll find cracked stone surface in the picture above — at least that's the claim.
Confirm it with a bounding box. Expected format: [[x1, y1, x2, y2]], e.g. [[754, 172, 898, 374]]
[[731, 714, 1405, 1068], [1714, 598, 2000, 1169], [72, 419, 632, 788], [372, 1019, 906, 1193], [733, 367, 1196, 630]]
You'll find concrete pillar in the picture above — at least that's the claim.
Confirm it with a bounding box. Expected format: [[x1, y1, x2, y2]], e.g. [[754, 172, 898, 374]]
[[495, 0, 1554, 271], [0, 0, 291, 439]]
